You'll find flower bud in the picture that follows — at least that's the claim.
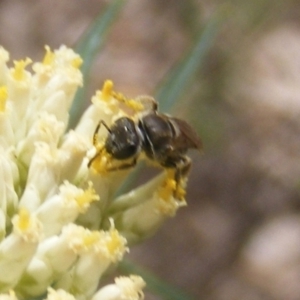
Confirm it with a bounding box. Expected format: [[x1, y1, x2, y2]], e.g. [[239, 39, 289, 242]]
[[19, 142, 60, 212], [35, 181, 99, 237], [0, 209, 42, 291], [91, 275, 145, 300], [16, 224, 94, 298], [55, 222, 128, 299]]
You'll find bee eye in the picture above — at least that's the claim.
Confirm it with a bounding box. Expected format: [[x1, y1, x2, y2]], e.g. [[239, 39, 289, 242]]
[[105, 118, 140, 160], [127, 143, 137, 153], [108, 142, 138, 159]]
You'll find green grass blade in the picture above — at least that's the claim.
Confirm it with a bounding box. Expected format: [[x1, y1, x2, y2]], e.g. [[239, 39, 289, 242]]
[[68, 0, 125, 129], [156, 9, 225, 112], [119, 260, 196, 300]]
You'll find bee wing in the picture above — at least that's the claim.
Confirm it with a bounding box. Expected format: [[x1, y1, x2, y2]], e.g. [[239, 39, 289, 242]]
[[170, 117, 203, 151]]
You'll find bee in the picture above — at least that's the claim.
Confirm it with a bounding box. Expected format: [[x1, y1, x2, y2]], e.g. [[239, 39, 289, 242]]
[[88, 97, 202, 194]]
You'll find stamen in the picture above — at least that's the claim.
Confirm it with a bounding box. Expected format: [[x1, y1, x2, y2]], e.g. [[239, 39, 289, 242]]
[[101, 80, 114, 101], [71, 57, 83, 69], [75, 182, 100, 212], [102, 224, 128, 262], [17, 208, 30, 231], [12, 58, 32, 81], [82, 231, 101, 248], [126, 99, 144, 112], [42, 45, 55, 65], [0, 86, 7, 112]]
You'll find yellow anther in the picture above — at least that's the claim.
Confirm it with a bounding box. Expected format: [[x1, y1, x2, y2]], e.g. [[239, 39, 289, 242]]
[[83, 231, 100, 247], [0, 86, 7, 112], [102, 80, 114, 101], [71, 57, 83, 69], [112, 90, 145, 112], [75, 182, 99, 212], [17, 208, 30, 231], [105, 228, 127, 261], [112, 91, 126, 102], [42, 45, 55, 65], [12, 58, 32, 81], [127, 99, 144, 112], [107, 229, 120, 251]]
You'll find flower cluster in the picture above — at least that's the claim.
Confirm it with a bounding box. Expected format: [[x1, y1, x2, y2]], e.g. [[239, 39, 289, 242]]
[[0, 45, 188, 300]]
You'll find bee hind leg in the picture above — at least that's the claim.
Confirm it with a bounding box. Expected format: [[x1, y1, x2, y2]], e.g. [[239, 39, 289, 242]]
[[174, 156, 191, 200]]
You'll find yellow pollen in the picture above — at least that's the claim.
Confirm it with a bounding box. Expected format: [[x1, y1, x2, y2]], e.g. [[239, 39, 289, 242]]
[[166, 178, 177, 190], [9, 290, 16, 297], [166, 169, 175, 178], [17, 208, 30, 231], [100, 80, 145, 111], [12, 58, 32, 81], [102, 80, 114, 101], [0, 86, 7, 112], [75, 183, 99, 211], [112, 91, 127, 102], [42, 45, 55, 65], [90, 149, 112, 174], [83, 232, 100, 247], [127, 99, 144, 111], [176, 184, 186, 201], [106, 229, 123, 254], [71, 57, 83, 69], [158, 177, 177, 201]]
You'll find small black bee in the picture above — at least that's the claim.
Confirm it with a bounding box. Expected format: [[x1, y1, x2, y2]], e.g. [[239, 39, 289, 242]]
[[88, 97, 202, 190]]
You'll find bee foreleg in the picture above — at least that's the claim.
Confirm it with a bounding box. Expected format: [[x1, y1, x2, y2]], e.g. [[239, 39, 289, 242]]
[[88, 147, 104, 168], [106, 157, 137, 171], [93, 120, 111, 146]]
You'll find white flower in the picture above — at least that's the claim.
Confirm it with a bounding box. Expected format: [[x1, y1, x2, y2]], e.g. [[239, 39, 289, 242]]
[[44, 288, 76, 300], [55, 221, 128, 300], [0, 290, 18, 300], [0, 209, 42, 290], [91, 275, 145, 300], [35, 181, 99, 237], [16, 112, 65, 166], [0, 45, 191, 299], [16, 224, 99, 298]]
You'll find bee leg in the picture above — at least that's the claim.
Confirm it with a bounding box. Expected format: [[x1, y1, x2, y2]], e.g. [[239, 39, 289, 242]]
[[88, 120, 111, 169], [180, 156, 191, 177], [87, 147, 104, 168], [92, 120, 111, 146], [106, 157, 137, 172], [174, 156, 191, 199]]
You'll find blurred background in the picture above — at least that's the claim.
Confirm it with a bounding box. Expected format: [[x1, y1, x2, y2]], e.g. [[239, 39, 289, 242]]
[[2, 0, 300, 299]]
